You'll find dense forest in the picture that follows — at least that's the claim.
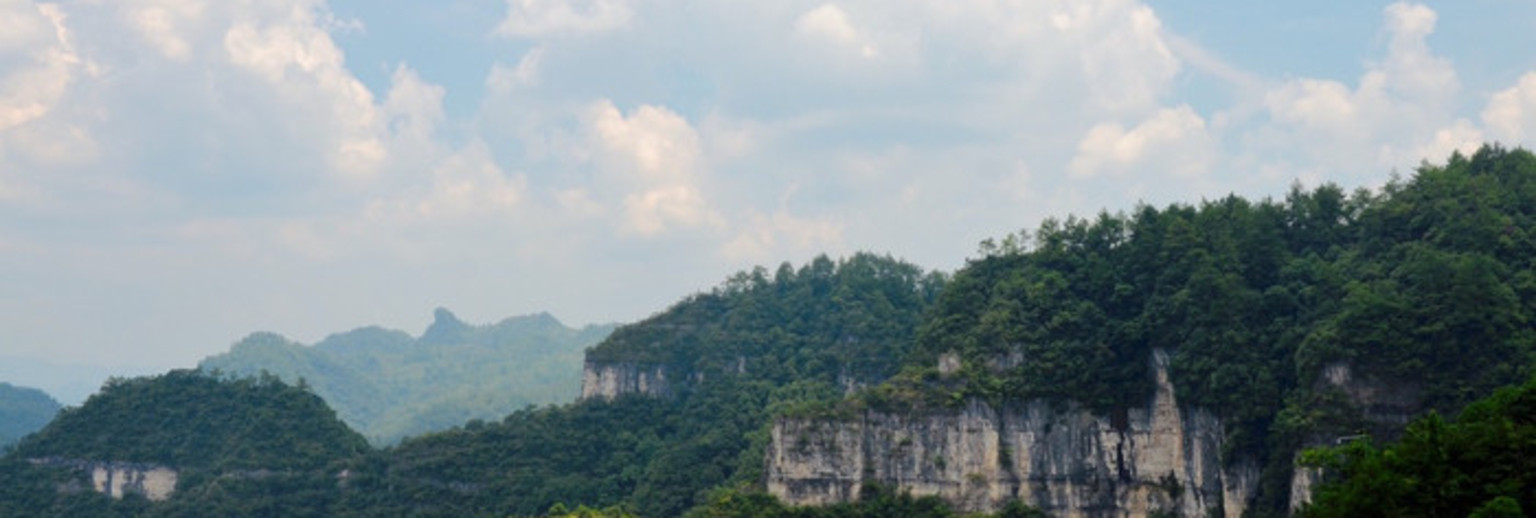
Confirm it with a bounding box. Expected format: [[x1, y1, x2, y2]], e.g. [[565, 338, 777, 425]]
[[3, 145, 1533, 516], [0, 370, 369, 518], [198, 310, 615, 444], [0, 382, 60, 449], [883, 145, 1536, 514]]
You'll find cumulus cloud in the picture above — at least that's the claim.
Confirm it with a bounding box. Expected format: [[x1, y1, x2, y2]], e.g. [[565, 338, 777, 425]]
[[495, 0, 630, 37], [486, 46, 546, 94], [795, 4, 878, 59], [1050, 0, 1179, 114], [377, 141, 527, 221], [588, 101, 702, 182], [1070, 106, 1214, 178], [125, 0, 205, 61], [1258, 2, 1462, 171], [0, 2, 83, 132], [223, 6, 385, 180], [1483, 72, 1536, 143], [585, 100, 722, 235]]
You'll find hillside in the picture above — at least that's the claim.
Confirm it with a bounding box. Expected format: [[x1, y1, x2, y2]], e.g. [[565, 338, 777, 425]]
[[1301, 372, 1536, 517], [198, 309, 615, 444], [770, 144, 1536, 516], [11, 370, 367, 470], [0, 383, 60, 449], [0, 145, 1530, 517], [371, 253, 946, 517], [1, 370, 368, 518]]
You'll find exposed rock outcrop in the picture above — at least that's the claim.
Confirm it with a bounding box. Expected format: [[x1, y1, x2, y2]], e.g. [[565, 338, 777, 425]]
[[30, 458, 178, 501], [579, 360, 671, 401], [767, 350, 1258, 517]]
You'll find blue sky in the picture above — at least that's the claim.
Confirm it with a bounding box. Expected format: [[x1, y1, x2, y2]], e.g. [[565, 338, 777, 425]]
[[2, 0, 1535, 402]]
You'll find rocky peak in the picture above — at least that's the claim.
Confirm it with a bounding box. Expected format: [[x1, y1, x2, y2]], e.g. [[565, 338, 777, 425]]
[[420, 307, 471, 345]]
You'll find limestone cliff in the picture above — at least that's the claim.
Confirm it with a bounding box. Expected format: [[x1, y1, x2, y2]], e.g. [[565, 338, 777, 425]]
[[579, 360, 671, 401], [29, 458, 178, 502], [766, 350, 1259, 517]]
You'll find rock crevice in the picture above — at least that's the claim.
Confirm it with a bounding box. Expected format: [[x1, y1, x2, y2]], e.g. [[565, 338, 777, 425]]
[[766, 350, 1258, 517]]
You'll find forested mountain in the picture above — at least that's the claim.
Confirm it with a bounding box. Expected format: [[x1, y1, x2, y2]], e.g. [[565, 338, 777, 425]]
[[858, 144, 1536, 514], [2, 145, 1532, 516], [0, 370, 368, 518], [198, 309, 615, 444], [0, 382, 60, 449], [371, 253, 947, 517]]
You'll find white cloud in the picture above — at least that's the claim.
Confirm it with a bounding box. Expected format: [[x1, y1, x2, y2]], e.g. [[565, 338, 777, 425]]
[[1070, 106, 1213, 178], [1483, 72, 1536, 143], [0, 2, 82, 132], [410, 142, 527, 220], [223, 6, 385, 180], [584, 100, 724, 235], [382, 65, 445, 142], [126, 0, 205, 61], [1258, 2, 1462, 171], [795, 4, 878, 59], [1415, 118, 1484, 163], [486, 46, 545, 94], [1051, 0, 1179, 114], [722, 211, 844, 263], [588, 101, 701, 183], [495, 0, 630, 37], [622, 184, 719, 236]]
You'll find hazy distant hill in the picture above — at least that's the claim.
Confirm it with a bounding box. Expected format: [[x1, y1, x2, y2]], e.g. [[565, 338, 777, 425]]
[[198, 308, 616, 444], [0, 383, 60, 448]]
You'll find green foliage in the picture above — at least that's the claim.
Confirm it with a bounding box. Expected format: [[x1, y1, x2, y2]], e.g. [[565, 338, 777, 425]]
[[369, 253, 942, 518], [12, 370, 367, 471], [587, 253, 944, 388], [0, 382, 61, 449], [6, 145, 1536, 518], [198, 310, 616, 444], [1301, 373, 1536, 517], [895, 144, 1536, 514]]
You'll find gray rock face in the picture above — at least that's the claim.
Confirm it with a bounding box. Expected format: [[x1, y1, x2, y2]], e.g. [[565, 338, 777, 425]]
[[579, 360, 671, 400], [766, 350, 1259, 517], [30, 458, 178, 501]]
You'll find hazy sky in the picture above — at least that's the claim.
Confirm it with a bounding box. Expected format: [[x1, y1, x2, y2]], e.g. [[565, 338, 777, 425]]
[[3, 0, 1536, 398]]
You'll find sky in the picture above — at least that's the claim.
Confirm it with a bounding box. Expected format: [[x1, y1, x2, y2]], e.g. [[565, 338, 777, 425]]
[[3, 0, 1536, 403]]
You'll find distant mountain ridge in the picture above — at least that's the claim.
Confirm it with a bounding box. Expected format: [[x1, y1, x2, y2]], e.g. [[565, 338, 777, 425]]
[[198, 308, 616, 444], [0, 382, 60, 449]]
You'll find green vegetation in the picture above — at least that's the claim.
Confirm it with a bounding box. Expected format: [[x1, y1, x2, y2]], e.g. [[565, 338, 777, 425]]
[[12, 370, 367, 471], [1300, 373, 1536, 517], [893, 145, 1536, 514], [369, 253, 944, 518], [4, 145, 1535, 516], [198, 310, 615, 444], [0, 382, 60, 449], [1, 370, 368, 518]]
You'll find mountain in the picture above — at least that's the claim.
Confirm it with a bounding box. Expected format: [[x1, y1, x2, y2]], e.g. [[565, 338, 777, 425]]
[[373, 253, 946, 517], [198, 309, 616, 444], [2, 144, 1532, 517], [766, 144, 1536, 516], [2, 370, 367, 517], [0, 383, 61, 449]]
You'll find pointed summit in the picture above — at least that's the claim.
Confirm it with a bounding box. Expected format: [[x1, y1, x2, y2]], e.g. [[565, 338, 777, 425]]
[[420, 307, 470, 345]]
